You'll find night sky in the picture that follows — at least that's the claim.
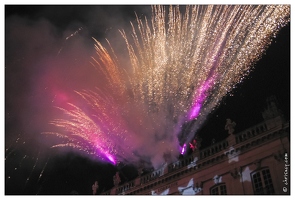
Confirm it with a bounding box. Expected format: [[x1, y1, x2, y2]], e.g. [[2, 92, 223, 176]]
[[4, 5, 290, 195]]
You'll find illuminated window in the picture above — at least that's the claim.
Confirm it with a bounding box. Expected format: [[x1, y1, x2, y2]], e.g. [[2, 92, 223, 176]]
[[251, 168, 275, 194], [210, 184, 227, 195]]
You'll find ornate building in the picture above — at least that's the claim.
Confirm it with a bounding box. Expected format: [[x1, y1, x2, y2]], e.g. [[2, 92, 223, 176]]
[[100, 97, 290, 195]]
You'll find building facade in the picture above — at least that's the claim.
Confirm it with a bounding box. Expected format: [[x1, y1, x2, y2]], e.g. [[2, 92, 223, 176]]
[[100, 97, 290, 195]]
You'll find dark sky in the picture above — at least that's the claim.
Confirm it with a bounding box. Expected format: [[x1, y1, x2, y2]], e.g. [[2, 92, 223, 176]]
[[4, 5, 290, 195]]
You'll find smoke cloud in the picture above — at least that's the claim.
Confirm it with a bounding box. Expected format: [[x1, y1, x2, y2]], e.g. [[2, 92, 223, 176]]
[[6, 6, 172, 169]]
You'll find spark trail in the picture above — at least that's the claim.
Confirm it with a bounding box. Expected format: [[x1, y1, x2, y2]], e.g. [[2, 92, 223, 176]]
[[38, 157, 50, 182], [24, 151, 40, 189], [45, 5, 290, 168]]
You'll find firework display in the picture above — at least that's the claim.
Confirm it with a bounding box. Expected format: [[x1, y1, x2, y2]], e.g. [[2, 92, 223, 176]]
[[44, 5, 290, 168]]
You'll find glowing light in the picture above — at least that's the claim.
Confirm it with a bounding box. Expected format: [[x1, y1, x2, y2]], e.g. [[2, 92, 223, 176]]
[[189, 77, 215, 120], [181, 144, 187, 155], [105, 153, 116, 165], [45, 5, 290, 167]]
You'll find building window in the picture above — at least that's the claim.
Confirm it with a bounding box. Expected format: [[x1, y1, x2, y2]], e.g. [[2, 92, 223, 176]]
[[251, 168, 275, 194], [210, 184, 227, 195]]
